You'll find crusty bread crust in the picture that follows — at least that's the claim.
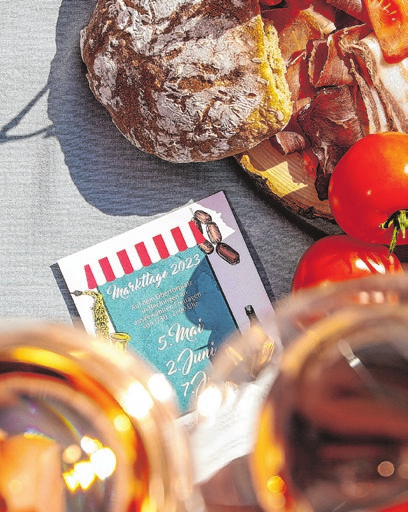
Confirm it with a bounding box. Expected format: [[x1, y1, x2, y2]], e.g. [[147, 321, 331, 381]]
[[80, 0, 292, 163]]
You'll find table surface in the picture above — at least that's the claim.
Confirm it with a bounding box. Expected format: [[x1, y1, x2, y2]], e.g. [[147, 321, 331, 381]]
[[0, 1, 340, 325]]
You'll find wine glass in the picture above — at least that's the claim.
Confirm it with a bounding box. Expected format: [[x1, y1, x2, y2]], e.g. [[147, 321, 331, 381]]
[[191, 303, 283, 511], [0, 321, 201, 512], [193, 274, 408, 512], [252, 274, 408, 512]]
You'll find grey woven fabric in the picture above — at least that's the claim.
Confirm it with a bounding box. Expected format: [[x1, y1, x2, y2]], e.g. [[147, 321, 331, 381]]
[[0, 1, 335, 324]]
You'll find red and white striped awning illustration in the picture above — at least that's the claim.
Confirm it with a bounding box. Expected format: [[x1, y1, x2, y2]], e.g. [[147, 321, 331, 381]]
[[83, 220, 205, 289]]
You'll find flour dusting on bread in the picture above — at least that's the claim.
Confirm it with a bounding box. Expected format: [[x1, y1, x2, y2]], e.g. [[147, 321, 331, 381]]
[[80, 0, 292, 162]]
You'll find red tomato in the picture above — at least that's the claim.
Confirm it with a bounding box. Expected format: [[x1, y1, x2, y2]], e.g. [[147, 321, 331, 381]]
[[259, 0, 284, 5], [292, 234, 403, 291], [328, 133, 408, 254], [381, 504, 408, 512], [363, 0, 408, 63]]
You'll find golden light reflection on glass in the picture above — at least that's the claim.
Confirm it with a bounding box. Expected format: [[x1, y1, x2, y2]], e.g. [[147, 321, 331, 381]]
[[358, 290, 387, 304], [62, 444, 82, 464], [267, 475, 286, 494], [147, 373, 174, 403], [225, 345, 245, 365], [141, 496, 155, 512], [113, 413, 132, 433], [91, 447, 117, 479], [65, 460, 95, 491], [81, 435, 100, 454], [8, 478, 23, 495], [378, 461, 395, 478], [264, 475, 287, 511], [120, 382, 154, 419], [63, 437, 117, 492], [196, 384, 223, 418]]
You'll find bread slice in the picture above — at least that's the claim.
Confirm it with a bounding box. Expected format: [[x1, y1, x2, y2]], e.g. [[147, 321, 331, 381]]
[[80, 0, 292, 163]]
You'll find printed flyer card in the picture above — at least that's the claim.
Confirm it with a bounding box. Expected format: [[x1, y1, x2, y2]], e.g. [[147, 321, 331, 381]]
[[58, 192, 273, 414]]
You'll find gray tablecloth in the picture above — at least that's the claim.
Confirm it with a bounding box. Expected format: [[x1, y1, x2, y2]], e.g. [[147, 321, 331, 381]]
[[0, 1, 338, 324]]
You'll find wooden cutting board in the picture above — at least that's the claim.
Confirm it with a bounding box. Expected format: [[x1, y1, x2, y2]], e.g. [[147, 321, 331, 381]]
[[235, 138, 333, 221], [236, 141, 408, 270]]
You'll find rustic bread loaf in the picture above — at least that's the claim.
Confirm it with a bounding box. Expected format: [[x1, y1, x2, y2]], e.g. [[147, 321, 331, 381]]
[[80, 0, 292, 163]]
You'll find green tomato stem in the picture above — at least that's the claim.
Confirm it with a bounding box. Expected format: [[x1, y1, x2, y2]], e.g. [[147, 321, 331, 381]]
[[379, 209, 408, 255]]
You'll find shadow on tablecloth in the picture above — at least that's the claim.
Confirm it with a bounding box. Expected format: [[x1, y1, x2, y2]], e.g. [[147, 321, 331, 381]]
[[46, 0, 342, 303], [47, 0, 251, 218]]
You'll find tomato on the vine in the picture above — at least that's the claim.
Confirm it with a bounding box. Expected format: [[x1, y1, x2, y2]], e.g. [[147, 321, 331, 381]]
[[363, 0, 408, 63], [328, 132, 408, 254], [292, 234, 403, 291]]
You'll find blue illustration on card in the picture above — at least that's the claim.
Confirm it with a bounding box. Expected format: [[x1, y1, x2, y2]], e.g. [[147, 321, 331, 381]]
[[97, 246, 237, 412], [59, 193, 275, 417]]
